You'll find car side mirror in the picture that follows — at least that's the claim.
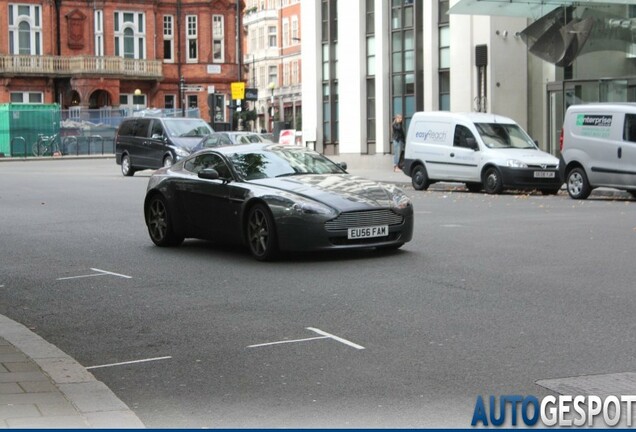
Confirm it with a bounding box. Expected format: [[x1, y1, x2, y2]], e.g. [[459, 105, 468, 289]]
[[466, 137, 479, 151], [198, 168, 220, 180], [151, 133, 164, 140], [337, 162, 348, 171]]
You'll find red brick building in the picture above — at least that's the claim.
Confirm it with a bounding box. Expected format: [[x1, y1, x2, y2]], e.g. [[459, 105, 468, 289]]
[[0, 0, 243, 124]]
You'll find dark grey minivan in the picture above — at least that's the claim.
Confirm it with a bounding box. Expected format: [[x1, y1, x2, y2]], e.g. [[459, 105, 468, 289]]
[[115, 116, 214, 176]]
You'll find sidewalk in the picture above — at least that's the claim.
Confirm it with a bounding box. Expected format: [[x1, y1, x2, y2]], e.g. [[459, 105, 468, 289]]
[[0, 314, 144, 428]]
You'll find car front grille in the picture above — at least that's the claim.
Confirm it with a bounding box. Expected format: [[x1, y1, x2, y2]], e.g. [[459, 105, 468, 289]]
[[324, 209, 404, 232], [527, 164, 558, 169]]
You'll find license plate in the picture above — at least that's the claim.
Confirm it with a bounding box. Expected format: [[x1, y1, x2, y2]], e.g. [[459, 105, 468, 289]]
[[348, 225, 389, 239], [534, 171, 555, 178]]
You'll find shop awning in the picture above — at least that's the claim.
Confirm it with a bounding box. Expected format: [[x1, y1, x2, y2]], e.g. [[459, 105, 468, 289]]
[[449, 0, 636, 19]]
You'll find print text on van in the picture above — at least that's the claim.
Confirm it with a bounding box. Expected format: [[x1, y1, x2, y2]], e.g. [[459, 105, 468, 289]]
[[576, 115, 612, 127]]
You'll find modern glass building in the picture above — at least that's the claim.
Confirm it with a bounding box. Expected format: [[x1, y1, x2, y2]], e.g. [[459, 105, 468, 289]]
[[301, 0, 636, 158]]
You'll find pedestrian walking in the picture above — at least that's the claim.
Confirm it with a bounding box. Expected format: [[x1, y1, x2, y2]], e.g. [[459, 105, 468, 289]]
[[392, 114, 405, 172]]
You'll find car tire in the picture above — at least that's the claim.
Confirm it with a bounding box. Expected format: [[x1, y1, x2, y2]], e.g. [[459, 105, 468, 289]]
[[411, 165, 429, 191], [246, 204, 278, 261], [121, 154, 135, 177], [145, 195, 184, 247], [465, 182, 482, 193], [483, 167, 503, 194], [163, 155, 174, 168], [566, 167, 591, 200]]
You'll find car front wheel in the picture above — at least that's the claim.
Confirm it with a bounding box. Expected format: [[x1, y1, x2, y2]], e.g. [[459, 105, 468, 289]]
[[246, 204, 278, 261], [566, 167, 591, 199], [121, 154, 135, 176], [483, 167, 503, 194], [146, 195, 184, 247]]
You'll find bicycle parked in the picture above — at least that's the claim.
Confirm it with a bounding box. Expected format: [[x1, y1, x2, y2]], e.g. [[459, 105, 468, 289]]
[[32, 133, 61, 157]]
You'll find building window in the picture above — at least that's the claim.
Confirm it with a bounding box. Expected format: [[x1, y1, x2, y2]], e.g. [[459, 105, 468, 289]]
[[10, 92, 42, 103], [8, 4, 42, 55], [165, 94, 175, 110], [391, 0, 422, 131], [94, 10, 103, 56], [291, 61, 299, 85], [212, 15, 224, 62], [365, 0, 375, 153], [268, 26, 277, 48], [282, 19, 289, 48], [114, 11, 146, 59], [186, 15, 198, 62], [268, 65, 277, 86], [291, 16, 299, 44], [119, 93, 145, 108], [163, 15, 174, 62], [187, 94, 198, 109]]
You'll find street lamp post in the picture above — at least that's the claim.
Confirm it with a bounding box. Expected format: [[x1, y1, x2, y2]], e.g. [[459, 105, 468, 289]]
[[268, 82, 275, 132], [179, 76, 186, 117]]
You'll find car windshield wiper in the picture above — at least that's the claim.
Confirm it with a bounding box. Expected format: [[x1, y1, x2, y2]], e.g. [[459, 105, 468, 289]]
[[276, 172, 304, 177]]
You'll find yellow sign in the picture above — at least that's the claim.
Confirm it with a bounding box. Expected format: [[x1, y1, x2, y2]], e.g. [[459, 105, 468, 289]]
[[231, 82, 245, 100]]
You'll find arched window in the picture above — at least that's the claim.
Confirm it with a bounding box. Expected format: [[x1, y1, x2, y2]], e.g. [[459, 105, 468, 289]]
[[18, 21, 31, 55]]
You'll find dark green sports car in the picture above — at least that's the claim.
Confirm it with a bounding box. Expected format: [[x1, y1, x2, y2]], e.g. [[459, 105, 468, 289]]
[[144, 144, 414, 260]]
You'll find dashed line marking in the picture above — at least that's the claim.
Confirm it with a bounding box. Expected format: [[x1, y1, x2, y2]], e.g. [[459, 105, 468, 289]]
[[57, 268, 132, 281], [86, 356, 172, 370], [247, 327, 365, 350]]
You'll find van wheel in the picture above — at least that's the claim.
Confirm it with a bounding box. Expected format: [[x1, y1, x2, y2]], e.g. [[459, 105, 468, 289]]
[[121, 154, 135, 177], [411, 165, 429, 191], [163, 155, 174, 168], [465, 182, 482, 193], [566, 167, 591, 199], [483, 167, 503, 194]]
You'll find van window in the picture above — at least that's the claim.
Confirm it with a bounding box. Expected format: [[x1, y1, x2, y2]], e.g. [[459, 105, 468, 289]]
[[150, 120, 165, 139], [623, 114, 636, 143], [133, 119, 151, 138], [118, 120, 135, 137], [475, 123, 535, 149], [453, 125, 476, 149]]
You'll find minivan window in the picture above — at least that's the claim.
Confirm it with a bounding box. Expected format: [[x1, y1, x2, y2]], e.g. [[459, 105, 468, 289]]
[[134, 119, 151, 138], [150, 120, 165, 138], [623, 114, 636, 143], [475, 123, 536, 149], [163, 119, 213, 138], [118, 120, 135, 137]]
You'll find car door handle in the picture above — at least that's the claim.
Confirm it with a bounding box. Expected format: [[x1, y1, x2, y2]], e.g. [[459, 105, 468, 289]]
[[618, 147, 622, 159], [450, 153, 455, 157]]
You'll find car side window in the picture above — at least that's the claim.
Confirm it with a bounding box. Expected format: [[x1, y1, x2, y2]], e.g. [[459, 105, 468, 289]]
[[185, 154, 232, 178], [134, 119, 151, 138], [453, 125, 476, 149], [150, 121, 165, 139], [624, 114, 636, 143]]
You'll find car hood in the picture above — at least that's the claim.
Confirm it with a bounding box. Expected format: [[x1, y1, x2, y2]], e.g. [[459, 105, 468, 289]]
[[491, 148, 559, 165], [251, 174, 401, 211]]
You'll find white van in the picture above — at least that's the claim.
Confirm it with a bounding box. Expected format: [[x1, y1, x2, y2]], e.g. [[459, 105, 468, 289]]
[[560, 103, 636, 199], [402, 112, 562, 194]]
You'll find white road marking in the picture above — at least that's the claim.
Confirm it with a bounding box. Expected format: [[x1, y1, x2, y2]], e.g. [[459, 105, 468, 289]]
[[247, 336, 328, 348], [86, 356, 172, 370], [248, 328, 365, 350], [0, 285, 4, 288], [307, 327, 365, 350], [56, 268, 132, 281]]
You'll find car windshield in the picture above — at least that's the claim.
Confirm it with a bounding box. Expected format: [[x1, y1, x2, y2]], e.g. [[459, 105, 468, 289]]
[[475, 123, 537, 149], [163, 119, 214, 138], [227, 147, 346, 180]]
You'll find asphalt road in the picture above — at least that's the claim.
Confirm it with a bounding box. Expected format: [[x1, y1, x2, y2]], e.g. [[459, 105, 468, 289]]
[[1, 158, 635, 427]]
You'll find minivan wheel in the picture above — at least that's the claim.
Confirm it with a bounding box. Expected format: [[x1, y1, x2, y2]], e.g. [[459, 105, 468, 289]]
[[566, 167, 591, 200], [121, 154, 135, 177], [411, 165, 429, 191], [163, 155, 174, 168], [483, 167, 503, 194]]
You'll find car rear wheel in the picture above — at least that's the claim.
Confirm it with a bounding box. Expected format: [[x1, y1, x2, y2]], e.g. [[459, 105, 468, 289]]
[[411, 165, 429, 191], [146, 195, 184, 247], [121, 154, 135, 177], [163, 155, 174, 168], [246, 204, 278, 261], [566, 167, 591, 199], [483, 167, 503, 194]]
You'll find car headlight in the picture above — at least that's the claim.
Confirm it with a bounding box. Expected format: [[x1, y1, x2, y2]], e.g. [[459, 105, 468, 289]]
[[390, 189, 412, 210], [291, 197, 335, 216], [174, 147, 190, 157], [506, 159, 528, 168]]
